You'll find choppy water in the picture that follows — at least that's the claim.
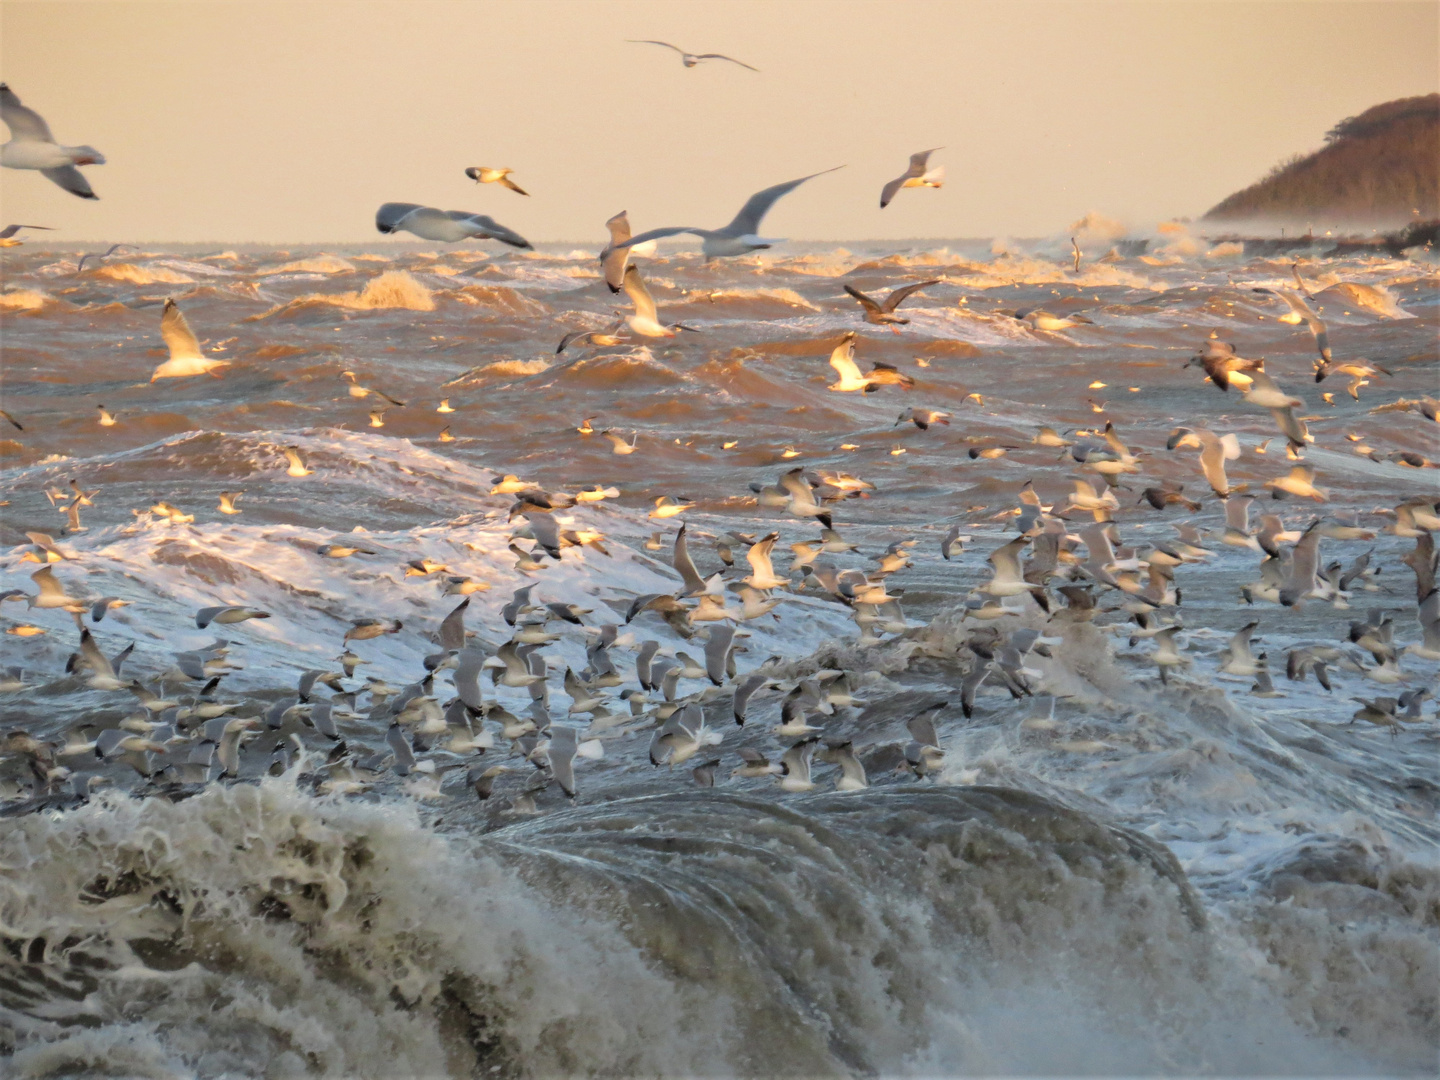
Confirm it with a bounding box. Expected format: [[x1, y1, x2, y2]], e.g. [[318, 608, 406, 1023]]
[[0, 232, 1437, 1077]]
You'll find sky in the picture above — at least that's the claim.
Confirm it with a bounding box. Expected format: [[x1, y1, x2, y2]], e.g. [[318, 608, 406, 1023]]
[[1, 0, 1436, 244]]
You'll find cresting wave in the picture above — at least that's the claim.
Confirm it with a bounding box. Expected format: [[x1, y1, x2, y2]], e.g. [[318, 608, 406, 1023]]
[[0, 775, 1396, 1079]]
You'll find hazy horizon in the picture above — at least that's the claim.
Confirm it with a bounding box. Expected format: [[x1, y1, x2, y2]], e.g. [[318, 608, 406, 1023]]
[[2, 0, 1437, 246]]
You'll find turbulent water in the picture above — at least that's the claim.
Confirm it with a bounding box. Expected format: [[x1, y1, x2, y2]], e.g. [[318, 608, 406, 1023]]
[[0, 232, 1436, 1077]]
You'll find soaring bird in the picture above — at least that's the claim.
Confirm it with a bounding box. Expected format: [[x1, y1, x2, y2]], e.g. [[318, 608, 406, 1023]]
[[1252, 287, 1331, 362], [826, 332, 915, 392], [879, 148, 945, 208], [152, 300, 230, 382], [620, 265, 698, 339], [1184, 340, 1264, 392], [1167, 427, 1241, 497], [843, 280, 940, 330], [610, 168, 843, 261], [0, 83, 105, 199], [375, 202, 531, 247], [0, 223, 53, 246], [464, 166, 529, 195], [626, 40, 758, 70]]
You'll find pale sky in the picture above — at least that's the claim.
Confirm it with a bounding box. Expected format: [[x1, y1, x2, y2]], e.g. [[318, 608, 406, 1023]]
[[1, 0, 1436, 244]]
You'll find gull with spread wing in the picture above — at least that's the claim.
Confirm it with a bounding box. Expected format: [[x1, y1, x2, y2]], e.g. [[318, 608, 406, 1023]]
[[626, 40, 759, 70], [613, 168, 843, 262], [375, 202, 531, 247], [1, 83, 105, 199], [880, 148, 945, 208]]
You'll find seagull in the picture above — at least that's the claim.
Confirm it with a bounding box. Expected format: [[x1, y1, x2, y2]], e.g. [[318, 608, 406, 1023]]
[[612, 168, 843, 261], [1265, 465, 1327, 502], [76, 244, 131, 272], [1151, 626, 1189, 683], [826, 332, 914, 392], [598, 210, 646, 292], [464, 166, 529, 196], [152, 299, 230, 381], [28, 566, 86, 612], [1252, 287, 1330, 362], [843, 280, 940, 330], [345, 617, 403, 643], [979, 536, 1044, 600], [904, 707, 946, 775], [96, 405, 117, 427], [557, 323, 626, 354], [777, 738, 818, 792], [1314, 358, 1390, 400], [1219, 620, 1262, 676], [540, 725, 603, 798], [217, 491, 243, 515], [1240, 371, 1310, 452], [626, 40, 758, 70], [196, 605, 271, 629], [600, 429, 638, 455], [1184, 340, 1263, 392], [895, 407, 951, 430], [1166, 427, 1241, 497], [1015, 309, 1094, 332], [375, 202, 531, 247], [342, 371, 406, 406], [879, 148, 945, 208], [0, 83, 105, 199], [0, 223, 52, 246], [281, 446, 312, 477], [621, 265, 694, 338], [820, 739, 869, 791]]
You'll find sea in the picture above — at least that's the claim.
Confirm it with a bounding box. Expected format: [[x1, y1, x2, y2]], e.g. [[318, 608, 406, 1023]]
[[0, 229, 1436, 1078]]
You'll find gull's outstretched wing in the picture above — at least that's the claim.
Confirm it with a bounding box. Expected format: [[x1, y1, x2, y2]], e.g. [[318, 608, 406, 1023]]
[[41, 166, 97, 200], [450, 211, 532, 249], [880, 279, 940, 313], [827, 334, 864, 381], [0, 84, 54, 142], [622, 265, 659, 323], [628, 40, 687, 55], [907, 148, 940, 174], [724, 166, 844, 235], [695, 53, 759, 71], [843, 285, 880, 314], [602, 210, 632, 292], [615, 225, 709, 251], [161, 300, 204, 361]]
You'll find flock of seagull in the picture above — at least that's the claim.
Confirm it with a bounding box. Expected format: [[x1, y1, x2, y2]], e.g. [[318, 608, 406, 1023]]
[[1, 71, 1437, 816]]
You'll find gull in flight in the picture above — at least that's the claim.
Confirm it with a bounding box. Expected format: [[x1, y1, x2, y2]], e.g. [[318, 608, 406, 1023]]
[[613, 167, 843, 262], [152, 300, 230, 381], [1166, 427, 1241, 497], [464, 166, 529, 196], [843, 280, 940, 331], [0, 224, 52, 247], [826, 332, 915, 392], [557, 322, 626, 354], [0, 83, 106, 199], [626, 40, 758, 70], [1252, 287, 1330, 362], [281, 446, 312, 477], [621, 265, 698, 339], [1184, 340, 1263, 392], [1014, 308, 1094, 332], [77, 244, 131, 272], [375, 202, 531, 247], [880, 149, 945, 209]]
